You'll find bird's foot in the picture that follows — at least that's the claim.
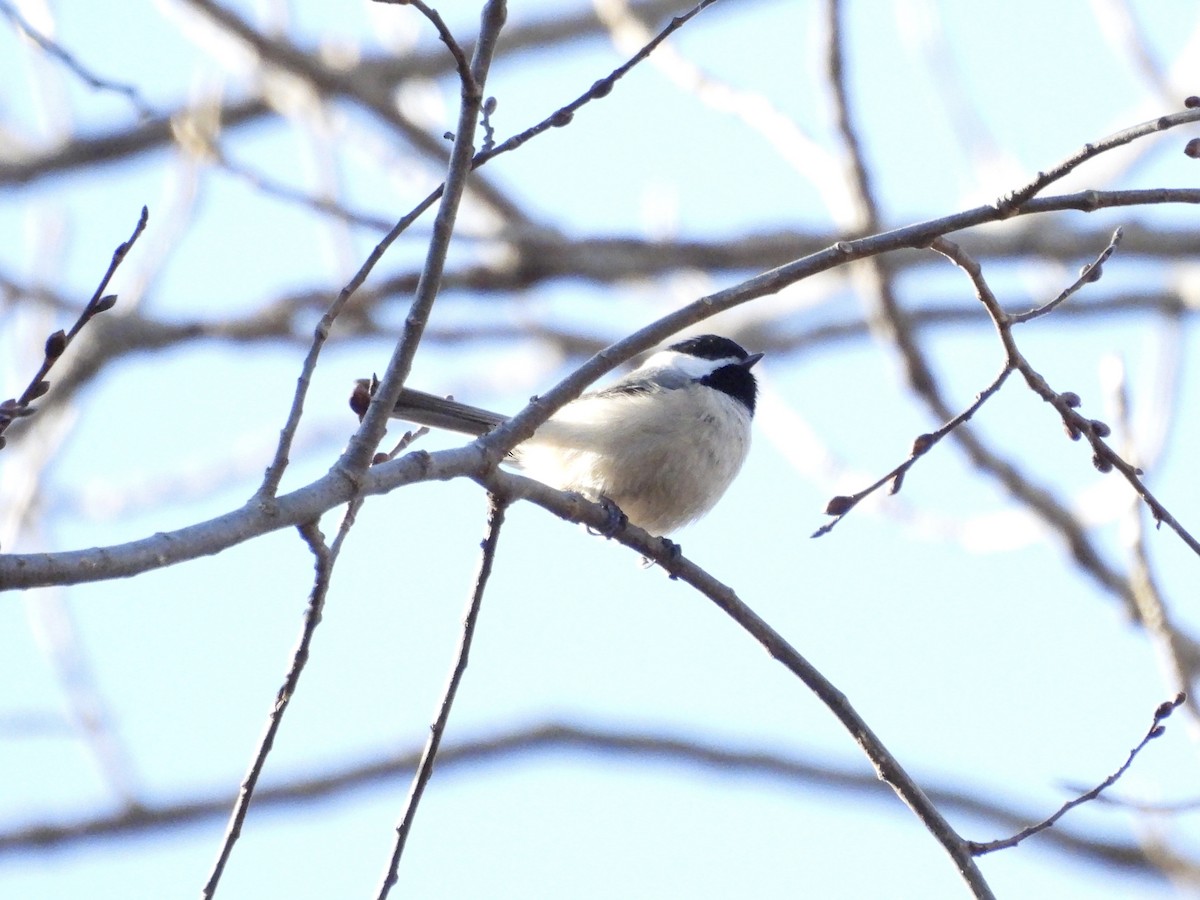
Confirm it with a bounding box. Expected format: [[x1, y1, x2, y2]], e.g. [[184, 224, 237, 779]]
[[586, 496, 628, 538], [641, 537, 681, 577]]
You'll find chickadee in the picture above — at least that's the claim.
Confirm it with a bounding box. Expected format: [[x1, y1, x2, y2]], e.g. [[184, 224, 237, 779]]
[[352, 334, 762, 535]]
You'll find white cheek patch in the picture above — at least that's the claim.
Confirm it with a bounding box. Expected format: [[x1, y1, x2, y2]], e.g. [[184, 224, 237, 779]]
[[642, 350, 739, 380]]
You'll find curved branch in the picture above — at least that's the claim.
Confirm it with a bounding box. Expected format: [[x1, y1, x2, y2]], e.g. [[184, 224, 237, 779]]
[[1, 722, 1185, 879]]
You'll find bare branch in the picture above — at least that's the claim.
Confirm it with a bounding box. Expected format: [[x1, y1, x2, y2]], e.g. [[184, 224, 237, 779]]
[[1011, 227, 1124, 324], [0, 722, 1187, 878], [375, 494, 507, 897], [201, 519, 336, 899], [931, 237, 1200, 560], [813, 362, 1014, 537], [340, 0, 509, 477], [999, 105, 1200, 210], [373, 0, 475, 90], [969, 694, 1187, 855], [0, 207, 147, 451], [480, 464, 991, 898], [0, 0, 155, 118]]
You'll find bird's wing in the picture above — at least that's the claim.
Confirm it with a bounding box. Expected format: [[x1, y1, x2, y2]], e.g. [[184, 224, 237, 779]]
[[589, 364, 693, 398]]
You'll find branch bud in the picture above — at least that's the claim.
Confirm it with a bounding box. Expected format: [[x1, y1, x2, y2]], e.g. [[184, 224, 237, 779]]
[[44, 330, 67, 360], [824, 495, 854, 516], [910, 433, 934, 455]]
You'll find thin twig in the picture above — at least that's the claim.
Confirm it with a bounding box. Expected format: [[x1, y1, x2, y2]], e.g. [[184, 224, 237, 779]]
[[473, 0, 721, 168], [816, 231, 1122, 536], [201, 520, 334, 898], [375, 495, 507, 898], [932, 236, 1200, 559], [999, 105, 1200, 211], [969, 693, 1186, 855], [1011, 228, 1124, 323], [199, 479, 364, 897], [206, 385, 375, 898], [813, 362, 1014, 537], [373, 0, 475, 89], [0, 206, 148, 450], [0, 1, 156, 118]]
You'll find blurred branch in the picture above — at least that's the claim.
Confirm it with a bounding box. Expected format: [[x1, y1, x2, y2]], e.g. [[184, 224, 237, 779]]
[[0, 0, 702, 189], [1, 721, 1191, 880], [180, 0, 528, 227], [821, 3, 989, 893], [0, 0, 155, 118], [6, 221, 1200, 428], [595, 0, 843, 209], [1090, 0, 1178, 105], [1113, 394, 1200, 718]]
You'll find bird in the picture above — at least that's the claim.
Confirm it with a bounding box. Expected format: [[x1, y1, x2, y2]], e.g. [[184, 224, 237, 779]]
[[351, 334, 762, 535]]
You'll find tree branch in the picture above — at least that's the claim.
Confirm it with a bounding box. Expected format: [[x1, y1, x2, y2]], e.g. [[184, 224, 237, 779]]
[[375, 495, 507, 897]]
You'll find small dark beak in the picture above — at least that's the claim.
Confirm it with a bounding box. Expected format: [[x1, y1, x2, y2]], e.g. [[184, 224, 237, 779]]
[[740, 352, 764, 369]]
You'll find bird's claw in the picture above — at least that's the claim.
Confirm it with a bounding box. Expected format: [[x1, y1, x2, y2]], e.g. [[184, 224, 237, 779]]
[[641, 537, 682, 576], [586, 496, 627, 538]]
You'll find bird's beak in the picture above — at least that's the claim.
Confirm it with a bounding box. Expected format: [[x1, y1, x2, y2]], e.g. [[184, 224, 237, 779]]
[[741, 352, 764, 369]]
